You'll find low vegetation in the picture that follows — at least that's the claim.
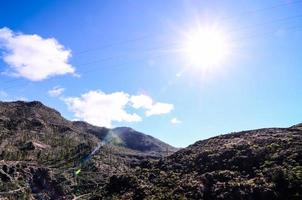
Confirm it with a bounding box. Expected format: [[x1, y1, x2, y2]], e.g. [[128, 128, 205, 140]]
[[0, 101, 301, 199]]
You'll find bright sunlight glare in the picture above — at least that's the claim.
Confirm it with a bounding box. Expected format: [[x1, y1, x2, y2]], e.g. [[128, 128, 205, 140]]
[[182, 26, 231, 69]]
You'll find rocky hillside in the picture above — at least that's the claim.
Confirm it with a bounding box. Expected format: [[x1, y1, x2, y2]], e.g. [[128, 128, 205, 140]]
[[0, 101, 175, 155], [0, 101, 176, 199], [72, 122, 176, 155], [0, 100, 301, 199], [103, 127, 302, 200]]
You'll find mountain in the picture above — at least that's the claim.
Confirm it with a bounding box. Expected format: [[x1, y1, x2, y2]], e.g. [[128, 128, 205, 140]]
[[0, 101, 176, 199], [103, 127, 302, 200], [72, 122, 176, 155], [0, 100, 301, 199], [0, 100, 175, 155]]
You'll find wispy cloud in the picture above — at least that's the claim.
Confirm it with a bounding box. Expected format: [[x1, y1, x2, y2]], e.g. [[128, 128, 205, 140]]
[[130, 94, 174, 117], [0, 91, 28, 102], [16, 96, 28, 101], [0, 90, 8, 99], [170, 117, 182, 124], [48, 86, 65, 97], [0, 27, 75, 81], [62, 91, 174, 127]]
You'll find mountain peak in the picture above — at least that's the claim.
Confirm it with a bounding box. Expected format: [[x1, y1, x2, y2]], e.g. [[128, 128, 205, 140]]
[[0, 100, 65, 127], [0, 100, 176, 155]]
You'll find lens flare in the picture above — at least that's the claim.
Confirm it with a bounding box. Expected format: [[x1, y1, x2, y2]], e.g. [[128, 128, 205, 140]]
[[74, 130, 123, 176]]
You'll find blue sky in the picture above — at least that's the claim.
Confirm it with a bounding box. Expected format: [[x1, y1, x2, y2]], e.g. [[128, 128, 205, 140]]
[[0, 0, 301, 147]]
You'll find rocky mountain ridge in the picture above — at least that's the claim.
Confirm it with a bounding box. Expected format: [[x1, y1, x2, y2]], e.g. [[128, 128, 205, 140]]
[[0, 100, 176, 199], [0, 100, 176, 155], [0, 100, 301, 199], [105, 126, 302, 199]]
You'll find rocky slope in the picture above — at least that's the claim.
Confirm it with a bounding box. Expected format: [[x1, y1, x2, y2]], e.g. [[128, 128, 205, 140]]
[[103, 127, 302, 200], [72, 122, 176, 155], [0, 100, 301, 199], [0, 101, 176, 199]]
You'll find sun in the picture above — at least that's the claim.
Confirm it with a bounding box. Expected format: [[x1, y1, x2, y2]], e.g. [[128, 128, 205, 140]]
[[182, 26, 230, 69]]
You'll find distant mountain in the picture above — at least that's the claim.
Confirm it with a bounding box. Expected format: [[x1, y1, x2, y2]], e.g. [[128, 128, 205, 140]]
[[72, 122, 176, 154], [113, 127, 176, 153]]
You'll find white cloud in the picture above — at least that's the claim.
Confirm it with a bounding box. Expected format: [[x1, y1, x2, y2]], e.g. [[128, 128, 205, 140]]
[[0, 27, 75, 81], [130, 94, 153, 109], [170, 117, 182, 124], [130, 94, 174, 116], [145, 102, 174, 116], [63, 90, 142, 128], [0, 91, 28, 101], [16, 96, 28, 101], [48, 86, 65, 97], [0, 90, 9, 101], [62, 91, 174, 127]]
